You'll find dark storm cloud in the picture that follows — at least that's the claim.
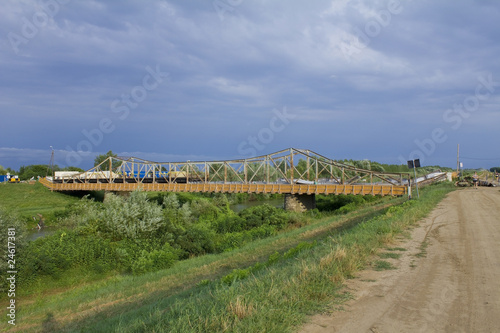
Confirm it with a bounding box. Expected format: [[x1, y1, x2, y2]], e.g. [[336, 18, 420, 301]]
[[0, 0, 499, 170]]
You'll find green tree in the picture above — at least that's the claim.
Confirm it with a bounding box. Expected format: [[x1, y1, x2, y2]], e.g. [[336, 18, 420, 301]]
[[0, 166, 17, 175], [62, 166, 85, 172], [94, 150, 120, 171], [19, 164, 50, 180], [246, 162, 268, 182]]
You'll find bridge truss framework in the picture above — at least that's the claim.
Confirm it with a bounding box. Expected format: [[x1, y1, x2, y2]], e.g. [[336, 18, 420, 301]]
[[41, 148, 410, 197]]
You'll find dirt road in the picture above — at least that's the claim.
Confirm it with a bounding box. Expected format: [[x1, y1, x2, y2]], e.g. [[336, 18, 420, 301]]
[[300, 187, 500, 333]]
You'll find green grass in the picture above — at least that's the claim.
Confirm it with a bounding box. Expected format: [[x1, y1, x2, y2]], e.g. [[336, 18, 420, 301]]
[[3, 182, 455, 333], [386, 247, 407, 252], [0, 182, 80, 224], [415, 239, 429, 258], [374, 260, 396, 271], [378, 252, 402, 259]]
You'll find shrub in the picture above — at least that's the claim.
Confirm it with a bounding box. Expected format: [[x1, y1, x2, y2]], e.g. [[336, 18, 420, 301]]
[[214, 225, 277, 253], [17, 230, 119, 287], [238, 204, 288, 230], [191, 199, 221, 220], [177, 223, 216, 256], [97, 191, 164, 240], [213, 214, 246, 234], [130, 245, 178, 275], [215, 232, 247, 252]]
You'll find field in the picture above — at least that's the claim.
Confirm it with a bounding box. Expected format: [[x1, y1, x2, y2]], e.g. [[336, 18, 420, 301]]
[[0, 181, 455, 332]]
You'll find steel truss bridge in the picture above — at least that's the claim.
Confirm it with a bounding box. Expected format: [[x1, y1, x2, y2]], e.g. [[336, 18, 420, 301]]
[[40, 148, 410, 199]]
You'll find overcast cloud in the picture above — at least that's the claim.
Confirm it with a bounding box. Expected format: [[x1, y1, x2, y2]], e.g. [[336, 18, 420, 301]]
[[1, 0, 499, 170]]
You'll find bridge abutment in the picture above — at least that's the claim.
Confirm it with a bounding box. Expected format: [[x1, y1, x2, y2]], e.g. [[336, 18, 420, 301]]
[[284, 194, 316, 212]]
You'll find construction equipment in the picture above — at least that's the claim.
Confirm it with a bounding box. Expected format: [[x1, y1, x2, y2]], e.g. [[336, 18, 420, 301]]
[[8, 175, 20, 183]]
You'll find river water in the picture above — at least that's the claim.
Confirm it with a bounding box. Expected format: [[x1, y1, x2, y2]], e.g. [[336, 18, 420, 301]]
[[27, 227, 56, 241]]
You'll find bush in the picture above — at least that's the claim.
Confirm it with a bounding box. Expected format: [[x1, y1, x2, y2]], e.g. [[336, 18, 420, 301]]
[[238, 204, 289, 230], [177, 223, 216, 256], [214, 232, 248, 252], [213, 214, 246, 233], [191, 199, 221, 220], [214, 225, 277, 253], [130, 245, 178, 275], [97, 191, 164, 240], [16, 230, 116, 287]]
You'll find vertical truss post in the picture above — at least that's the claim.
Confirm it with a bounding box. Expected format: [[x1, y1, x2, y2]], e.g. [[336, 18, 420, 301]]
[[315, 160, 318, 183], [224, 162, 227, 184], [266, 155, 270, 184], [205, 162, 208, 183], [290, 149, 294, 183], [244, 160, 247, 183], [109, 158, 112, 182], [307, 156, 310, 180], [122, 162, 126, 183], [169, 163, 172, 183]]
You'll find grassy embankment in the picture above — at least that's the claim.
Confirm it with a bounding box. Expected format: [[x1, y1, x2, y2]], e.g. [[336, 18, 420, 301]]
[[2, 182, 455, 332], [0, 182, 81, 224]]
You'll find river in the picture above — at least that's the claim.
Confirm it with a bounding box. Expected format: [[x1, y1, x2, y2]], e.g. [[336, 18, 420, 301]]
[[27, 227, 56, 241]]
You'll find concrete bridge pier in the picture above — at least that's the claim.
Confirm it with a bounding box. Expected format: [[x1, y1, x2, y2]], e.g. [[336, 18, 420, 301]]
[[284, 194, 316, 212]]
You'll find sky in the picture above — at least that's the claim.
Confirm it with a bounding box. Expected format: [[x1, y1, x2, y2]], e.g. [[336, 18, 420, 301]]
[[1, 0, 499, 171]]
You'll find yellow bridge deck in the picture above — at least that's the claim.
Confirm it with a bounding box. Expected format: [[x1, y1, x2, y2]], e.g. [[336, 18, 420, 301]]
[[40, 178, 407, 196]]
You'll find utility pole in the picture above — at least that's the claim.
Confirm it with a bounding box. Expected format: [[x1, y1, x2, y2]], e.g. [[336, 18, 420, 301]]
[[47, 146, 55, 191], [456, 144, 460, 177]]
